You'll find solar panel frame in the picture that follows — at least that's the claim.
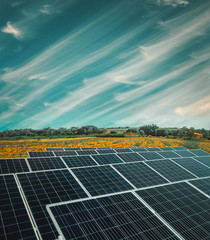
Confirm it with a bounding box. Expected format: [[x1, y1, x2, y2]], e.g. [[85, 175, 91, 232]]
[[146, 159, 196, 182], [47, 192, 180, 240], [0, 175, 38, 240], [136, 182, 210, 240], [17, 169, 88, 240], [64, 147, 81, 150], [92, 154, 123, 165], [27, 157, 66, 171], [171, 157, 210, 177], [113, 162, 169, 188], [62, 155, 98, 168], [28, 151, 55, 158], [116, 152, 146, 162], [72, 165, 134, 196], [0, 158, 30, 174]]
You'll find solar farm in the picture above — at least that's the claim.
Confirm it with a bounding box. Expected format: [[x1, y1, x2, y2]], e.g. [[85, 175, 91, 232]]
[[0, 146, 210, 240]]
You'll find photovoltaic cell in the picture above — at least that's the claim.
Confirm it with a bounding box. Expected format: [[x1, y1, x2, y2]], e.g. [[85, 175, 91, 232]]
[[193, 156, 210, 167], [54, 150, 77, 156], [76, 150, 98, 155], [0, 158, 29, 174], [72, 166, 133, 196], [146, 160, 195, 182], [173, 150, 196, 157], [28, 151, 54, 158], [64, 148, 81, 150], [62, 156, 97, 168], [132, 147, 148, 152], [17, 170, 87, 240], [113, 162, 168, 188], [172, 157, 210, 177], [80, 148, 97, 150], [157, 151, 182, 159], [147, 147, 162, 151], [92, 154, 123, 165], [138, 152, 164, 160], [159, 147, 175, 151], [189, 149, 209, 156], [45, 148, 64, 151], [189, 177, 210, 196], [48, 192, 179, 240], [136, 182, 210, 240], [27, 157, 66, 171], [172, 146, 186, 150], [0, 175, 37, 240], [113, 148, 132, 153], [96, 149, 116, 154], [117, 152, 145, 162]]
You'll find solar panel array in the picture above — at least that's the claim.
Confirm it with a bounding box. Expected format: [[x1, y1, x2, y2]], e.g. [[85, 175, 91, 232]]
[[0, 146, 210, 240]]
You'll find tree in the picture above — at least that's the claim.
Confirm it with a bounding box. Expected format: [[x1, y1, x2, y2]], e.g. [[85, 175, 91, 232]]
[[139, 124, 159, 136]]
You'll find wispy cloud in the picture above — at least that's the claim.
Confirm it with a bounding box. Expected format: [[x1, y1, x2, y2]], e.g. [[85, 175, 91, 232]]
[[157, 0, 189, 7], [1, 22, 22, 39]]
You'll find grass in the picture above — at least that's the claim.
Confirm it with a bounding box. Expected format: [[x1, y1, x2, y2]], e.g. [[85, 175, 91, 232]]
[[0, 136, 209, 158]]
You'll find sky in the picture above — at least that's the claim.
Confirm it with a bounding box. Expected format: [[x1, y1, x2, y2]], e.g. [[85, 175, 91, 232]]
[[0, 0, 210, 130]]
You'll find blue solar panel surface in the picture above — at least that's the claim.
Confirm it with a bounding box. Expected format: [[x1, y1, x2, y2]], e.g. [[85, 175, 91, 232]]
[[193, 155, 210, 167], [62, 155, 97, 168], [92, 154, 123, 165], [0, 158, 29, 174], [117, 152, 145, 162]]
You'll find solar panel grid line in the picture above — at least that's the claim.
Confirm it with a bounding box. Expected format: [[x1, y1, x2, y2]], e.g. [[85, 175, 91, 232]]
[[169, 159, 199, 178], [113, 153, 126, 162], [67, 168, 92, 198], [135, 152, 147, 160], [186, 181, 210, 199], [191, 157, 210, 169], [89, 155, 100, 165], [132, 191, 184, 240], [144, 162, 171, 182], [110, 165, 137, 189], [13, 174, 41, 240], [0, 158, 30, 175]]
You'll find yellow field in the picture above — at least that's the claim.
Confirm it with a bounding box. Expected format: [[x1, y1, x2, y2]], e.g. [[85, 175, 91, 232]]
[[0, 136, 209, 158]]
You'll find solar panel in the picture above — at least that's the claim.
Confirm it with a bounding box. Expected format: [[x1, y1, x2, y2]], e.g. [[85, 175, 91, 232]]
[[76, 150, 98, 155], [113, 162, 168, 188], [146, 159, 196, 182], [80, 148, 97, 150], [92, 154, 123, 165], [173, 150, 196, 157], [96, 149, 116, 154], [113, 148, 132, 153], [0, 158, 29, 174], [172, 157, 210, 177], [157, 151, 182, 159], [27, 157, 66, 171], [172, 146, 186, 150], [64, 147, 81, 150], [136, 182, 210, 240], [189, 177, 210, 197], [132, 147, 148, 152], [72, 166, 133, 196], [193, 156, 210, 167], [28, 151, 54, 158], [96, 147, 111, 149], [159, 147, 175, 151], [45, 148, 64, 151], [54, 150, 77, 156], [189, 149, 209, 156], [117, 152, 145, 162], [147, 147, 162, 151], [62, 156, 97, 168], [138, 152, 164, 160], [47, 192, 179, 240], [17, 170, 87, 240], [0, 175, 37, 240]]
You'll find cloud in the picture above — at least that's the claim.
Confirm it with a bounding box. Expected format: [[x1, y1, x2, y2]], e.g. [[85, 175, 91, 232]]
[[157, 0, 189, 7], [1, 22, 22, 39], [174, 96, 210, 117]]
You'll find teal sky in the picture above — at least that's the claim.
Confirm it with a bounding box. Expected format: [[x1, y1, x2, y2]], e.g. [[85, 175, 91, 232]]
[[0, 0, 210, 130]]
